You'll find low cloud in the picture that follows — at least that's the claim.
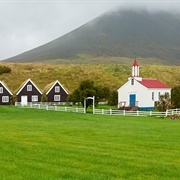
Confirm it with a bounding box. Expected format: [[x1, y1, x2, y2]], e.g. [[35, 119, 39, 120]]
[[0, 1, 179, 60]]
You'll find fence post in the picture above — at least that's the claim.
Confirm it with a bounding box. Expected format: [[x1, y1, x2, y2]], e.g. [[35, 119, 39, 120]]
[[46, 105, 48, 110], [165, 110, 168, 117], [110, 109, 112, 115], [137, 110, 139, 116], [102, 109, 104, 114], [30, 102, 32, 108], [123, 110, 125, 116], [172, 110, 174, 115], [38, 104, 40, 109], [65, 107, 67, 111], [55, 106, 57, 111], [76, 107, 78, 112], [150, 111, 152, 116]]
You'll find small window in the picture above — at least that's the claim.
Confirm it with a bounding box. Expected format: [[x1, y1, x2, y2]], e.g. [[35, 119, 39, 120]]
[[152, 92, 154, 101], [54, 95, 60, 101], [32, 95, 38, 102], [27, 85, 32, 91], [131, 78, 134, 85], [55, 86, 60, 93], [2, 96, 9, 102], [0, 87, 3, 93]]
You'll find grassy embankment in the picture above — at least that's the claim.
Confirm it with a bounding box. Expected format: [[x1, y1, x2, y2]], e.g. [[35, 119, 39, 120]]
[[0, 62, 180, 94], [0, 106, 179, 179]]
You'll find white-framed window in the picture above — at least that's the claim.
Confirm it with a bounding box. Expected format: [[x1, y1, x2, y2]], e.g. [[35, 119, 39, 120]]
[[2, 96, 9, 102], [54, 95, 60, 101], [27, 85, 32, 91], [55, 86, 60, 92], [131, 78, 134, 85], [152, 92, 154, 101], [32, 95, 38, 102], [0, 87, 3, 93]]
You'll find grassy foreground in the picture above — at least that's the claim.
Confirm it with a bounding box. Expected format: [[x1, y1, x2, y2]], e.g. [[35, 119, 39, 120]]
[[0, 106, 179, 179]]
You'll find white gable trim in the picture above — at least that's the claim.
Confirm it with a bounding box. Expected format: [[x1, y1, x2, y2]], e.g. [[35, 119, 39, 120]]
[[16, 78, 42, 95], [0, 81, 13, 95], [46, 80, 69, 95]]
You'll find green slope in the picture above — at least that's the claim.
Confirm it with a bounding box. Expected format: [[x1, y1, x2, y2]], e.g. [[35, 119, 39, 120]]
[[0, 63, 179, 94]]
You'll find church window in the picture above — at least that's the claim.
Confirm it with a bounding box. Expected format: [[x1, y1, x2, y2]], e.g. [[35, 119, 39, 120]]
[[131, 78, 134, 85]]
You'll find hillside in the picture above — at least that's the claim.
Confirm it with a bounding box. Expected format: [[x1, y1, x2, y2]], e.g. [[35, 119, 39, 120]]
[[0, 63, 180, 94], [3, 10, 180, 65]]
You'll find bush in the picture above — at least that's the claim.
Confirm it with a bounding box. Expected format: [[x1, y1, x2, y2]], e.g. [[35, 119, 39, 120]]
[[167, 114, 180, 120], [0, 66, 11, 75], [10, 95, 17, 105]]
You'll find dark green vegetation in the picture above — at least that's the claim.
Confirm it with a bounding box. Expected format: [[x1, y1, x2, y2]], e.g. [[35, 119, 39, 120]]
[[156, 92, 171, 111], [0, 63, 180, 94], [0, 65, 11, 75], [171, 86, 180, 108], [3, 10, 180, 65], [0, 106, 179, 179], [67, 80, 115, 108]]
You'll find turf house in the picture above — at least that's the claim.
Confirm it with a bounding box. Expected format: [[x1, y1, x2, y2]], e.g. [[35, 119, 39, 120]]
[[0, 81, 13, 105], [16, 78, 42, 105], [44, 80, 69, 104]]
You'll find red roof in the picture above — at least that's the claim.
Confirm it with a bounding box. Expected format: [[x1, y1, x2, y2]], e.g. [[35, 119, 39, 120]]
[[137, 78, 170, 88], [133, 59, 138, 66]]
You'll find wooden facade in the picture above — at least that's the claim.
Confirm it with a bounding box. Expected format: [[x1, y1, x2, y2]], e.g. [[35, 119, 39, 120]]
[[0, 81, 13, 105], [46, 80, 69, 103], [16, 79, 42, 105]]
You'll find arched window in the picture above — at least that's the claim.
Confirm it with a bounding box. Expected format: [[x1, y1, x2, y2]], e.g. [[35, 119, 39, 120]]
[[152, 92, 154, 100], [131, 78, 134, 85]]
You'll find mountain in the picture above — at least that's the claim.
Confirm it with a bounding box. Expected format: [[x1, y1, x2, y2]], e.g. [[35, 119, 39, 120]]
[[3, 10, 180, 65]]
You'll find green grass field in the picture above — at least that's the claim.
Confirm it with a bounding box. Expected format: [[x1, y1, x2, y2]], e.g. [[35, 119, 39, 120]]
[[0, 106, 179, 179]]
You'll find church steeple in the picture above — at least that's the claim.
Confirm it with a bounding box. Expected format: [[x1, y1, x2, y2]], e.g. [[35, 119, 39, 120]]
[[132, 59, 139, 77]]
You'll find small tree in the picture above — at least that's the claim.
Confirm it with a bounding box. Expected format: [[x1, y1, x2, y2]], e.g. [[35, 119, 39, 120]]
[[171, 86, 180, 108], [156, 92, 171, 111], [66, 80, 110, 109]]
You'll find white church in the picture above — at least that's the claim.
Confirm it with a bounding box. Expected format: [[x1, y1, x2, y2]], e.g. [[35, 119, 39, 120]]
[[117, 60, 171, 110]]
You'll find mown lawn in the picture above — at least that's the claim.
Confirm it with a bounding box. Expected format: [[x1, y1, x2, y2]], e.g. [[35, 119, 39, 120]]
[[0, 106, 179, 179]]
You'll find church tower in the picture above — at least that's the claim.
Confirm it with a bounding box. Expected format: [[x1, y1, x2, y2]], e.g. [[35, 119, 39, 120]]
[[128, 59, 142, 81]]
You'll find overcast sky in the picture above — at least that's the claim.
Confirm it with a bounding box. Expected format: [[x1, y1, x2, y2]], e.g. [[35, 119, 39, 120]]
[[0, 0, 180, 60]]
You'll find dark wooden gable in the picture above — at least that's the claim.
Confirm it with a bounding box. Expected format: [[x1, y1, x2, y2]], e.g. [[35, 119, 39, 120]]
[[16, 79, 42, 102], [46, 81, 68, 103], [0, 81, 13, 105]]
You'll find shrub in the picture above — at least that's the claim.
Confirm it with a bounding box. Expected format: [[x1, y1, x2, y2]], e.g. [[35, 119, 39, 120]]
[[10, 95, 17, 105], [167, 114, 180, 120], [0, 66, 11, 75]]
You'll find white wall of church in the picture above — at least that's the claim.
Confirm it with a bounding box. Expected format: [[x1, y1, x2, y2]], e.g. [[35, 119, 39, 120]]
[[118, 78, 171, 109]]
